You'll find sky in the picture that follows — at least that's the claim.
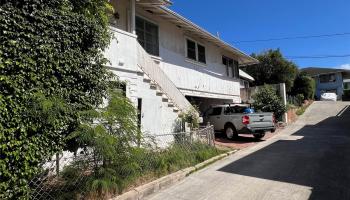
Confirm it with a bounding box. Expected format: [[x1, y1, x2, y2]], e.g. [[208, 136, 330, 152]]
[[170, 0, 350, 69]]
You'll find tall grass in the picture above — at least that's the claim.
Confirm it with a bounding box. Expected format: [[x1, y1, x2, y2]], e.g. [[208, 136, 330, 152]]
[[54, 142, 224, 199]]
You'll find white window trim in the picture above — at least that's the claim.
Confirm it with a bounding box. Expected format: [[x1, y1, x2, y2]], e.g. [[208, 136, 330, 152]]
[[222, 55, 239, 80], [184, 36, 207, 66]]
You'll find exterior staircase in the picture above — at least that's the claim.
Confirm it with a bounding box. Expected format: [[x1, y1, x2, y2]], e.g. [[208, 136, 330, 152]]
[[136, 42, 193, 113]]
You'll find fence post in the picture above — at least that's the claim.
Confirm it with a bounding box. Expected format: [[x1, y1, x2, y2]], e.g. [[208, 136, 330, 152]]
[[55, 153, 60, 176], [279, 83, 288, 123]]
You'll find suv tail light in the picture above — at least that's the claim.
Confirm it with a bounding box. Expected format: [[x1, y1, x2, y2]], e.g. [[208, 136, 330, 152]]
[[242, 115, 250, 125]]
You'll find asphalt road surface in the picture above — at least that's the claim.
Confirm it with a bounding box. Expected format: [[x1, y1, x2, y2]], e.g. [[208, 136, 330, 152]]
[[146, 101, 350, 200]]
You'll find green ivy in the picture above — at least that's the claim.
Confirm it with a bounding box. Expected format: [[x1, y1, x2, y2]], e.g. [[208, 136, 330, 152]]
[[0, 0, 112, 198]]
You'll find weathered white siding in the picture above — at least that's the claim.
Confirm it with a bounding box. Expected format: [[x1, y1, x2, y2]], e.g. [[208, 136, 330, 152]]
[[136, 8, 241, 102], [105, 27, 180, 135]]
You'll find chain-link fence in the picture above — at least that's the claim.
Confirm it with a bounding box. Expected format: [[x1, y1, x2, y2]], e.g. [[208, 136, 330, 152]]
[[29, 126, 216, 200]]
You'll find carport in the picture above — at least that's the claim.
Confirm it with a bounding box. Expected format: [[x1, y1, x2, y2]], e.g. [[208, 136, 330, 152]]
[[185, 96, 237, 115]]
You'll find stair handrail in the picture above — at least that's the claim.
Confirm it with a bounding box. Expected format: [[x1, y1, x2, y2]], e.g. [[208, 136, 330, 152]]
[[136, 43, 193, 111]]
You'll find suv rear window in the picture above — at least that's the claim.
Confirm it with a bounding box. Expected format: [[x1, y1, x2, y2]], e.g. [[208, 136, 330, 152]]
[[224, 106, 248, 115], [209, 107, 222, 116]]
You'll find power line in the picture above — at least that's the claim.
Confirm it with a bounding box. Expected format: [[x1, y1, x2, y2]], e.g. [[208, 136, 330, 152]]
[[286, 54, 350, 59], [234, 32, 350, 43]]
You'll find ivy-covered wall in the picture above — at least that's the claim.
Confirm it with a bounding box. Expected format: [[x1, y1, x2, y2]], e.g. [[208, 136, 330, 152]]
[[0, 0, 112, 198]]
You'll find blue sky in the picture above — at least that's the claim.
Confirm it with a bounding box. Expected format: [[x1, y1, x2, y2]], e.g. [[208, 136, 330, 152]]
[[170, 0, 350, 69]]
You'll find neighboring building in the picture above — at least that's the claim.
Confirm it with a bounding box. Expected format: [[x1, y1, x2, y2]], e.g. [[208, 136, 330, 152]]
[[105, 0, 258, 134], [301, 67, 350, 100]]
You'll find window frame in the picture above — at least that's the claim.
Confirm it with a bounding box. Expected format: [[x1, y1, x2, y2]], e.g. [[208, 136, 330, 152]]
[[319, 73, 336, 83], [185, 37, 207, 65], [222, 56, 239, 79], [135, 15, 160, 56]]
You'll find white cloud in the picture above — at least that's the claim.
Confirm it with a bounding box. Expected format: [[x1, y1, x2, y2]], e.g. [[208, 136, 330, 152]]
[[339, 64, 350, 70]]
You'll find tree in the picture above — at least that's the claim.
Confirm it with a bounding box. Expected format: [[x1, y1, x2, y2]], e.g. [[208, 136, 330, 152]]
[[291, 72, 316, 100], [252, 85, 287, 120], [0, 0, 113, 198], [244, 49, 298, 91]]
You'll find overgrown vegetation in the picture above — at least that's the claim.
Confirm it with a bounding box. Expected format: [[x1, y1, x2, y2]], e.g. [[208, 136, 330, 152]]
[[243, 49, 298, 91], [296, 102, 312, 116], [291, 72, 316, 100], [0, 0, 113, 198], [27, 90, 222, 199], [252, 85, 287, 120], [179, 106, 200, 130], [53, 142, 221, 199]]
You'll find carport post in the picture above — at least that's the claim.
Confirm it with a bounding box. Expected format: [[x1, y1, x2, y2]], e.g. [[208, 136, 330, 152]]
[[279, 83, 288, 123]]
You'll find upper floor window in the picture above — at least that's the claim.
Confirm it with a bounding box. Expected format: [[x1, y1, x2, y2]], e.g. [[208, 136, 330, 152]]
[[186, 39, 206, 64], [136, 16, 159, 56], [222, 56, 239, 79], [319, 73, 336, 83]]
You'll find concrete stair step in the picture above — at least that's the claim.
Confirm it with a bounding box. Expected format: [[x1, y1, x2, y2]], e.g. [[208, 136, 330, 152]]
[[168, 102, 174, 107], [150, 81, 157, 89], [173, 107, 179, 112], [162, 94, 169, 101], [143, 74, 151, 82]]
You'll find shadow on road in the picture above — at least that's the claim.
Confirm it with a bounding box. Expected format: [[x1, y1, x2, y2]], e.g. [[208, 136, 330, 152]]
[[218, 106, 350, 200]]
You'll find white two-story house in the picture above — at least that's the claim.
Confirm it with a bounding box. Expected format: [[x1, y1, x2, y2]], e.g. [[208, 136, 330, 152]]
[[105, 0, 258, 134]]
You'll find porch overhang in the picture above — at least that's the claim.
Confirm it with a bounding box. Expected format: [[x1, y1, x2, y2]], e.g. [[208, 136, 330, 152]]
[[239, 69, 254, 82], [135, 0, 172, 6], [179, 87, 241, 102], [136, 4, 259, 66]]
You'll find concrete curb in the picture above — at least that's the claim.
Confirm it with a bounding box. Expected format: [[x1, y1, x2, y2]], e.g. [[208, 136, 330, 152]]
[[110, 150, 237, 200]]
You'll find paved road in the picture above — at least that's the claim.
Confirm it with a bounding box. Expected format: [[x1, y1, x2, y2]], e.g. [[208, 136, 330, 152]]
[[147, 102, 350, 200]]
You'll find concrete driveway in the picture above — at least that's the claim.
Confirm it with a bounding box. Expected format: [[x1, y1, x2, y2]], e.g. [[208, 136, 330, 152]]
[[146, 101, 350, 200]]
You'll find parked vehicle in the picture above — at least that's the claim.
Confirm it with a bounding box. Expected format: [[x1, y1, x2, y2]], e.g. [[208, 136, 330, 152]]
[[203, 104, 276, 139], [320, 92, 337, 101]]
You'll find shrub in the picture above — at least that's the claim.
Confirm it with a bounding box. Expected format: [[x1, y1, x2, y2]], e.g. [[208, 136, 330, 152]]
[[295, 94, 305, 107], [291, 72, 316, 100], [0, 0, 112, 198], [179, 107, 200, 129], [252, 85, 287, 120]]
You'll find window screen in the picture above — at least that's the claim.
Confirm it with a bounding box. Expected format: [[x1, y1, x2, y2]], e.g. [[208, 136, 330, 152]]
[[136, 17, 159, 56]]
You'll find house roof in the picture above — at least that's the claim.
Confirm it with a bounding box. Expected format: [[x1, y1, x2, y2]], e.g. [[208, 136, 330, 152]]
[[239, 69, 254, 81], [301, 67, 350, 78], [136, 3, 259, 66]]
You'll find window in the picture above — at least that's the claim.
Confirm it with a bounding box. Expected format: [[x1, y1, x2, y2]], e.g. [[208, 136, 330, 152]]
[[209, 107, 222, 116], [186, 39, 196, 60], [197, 44, 206, 63], [222, 56, 239, 78], [224, 106, 247, 115], [117, 82, 126, 96], [224, 107, 235, 115], [319, 74, 336, 83], [186, 39, 206, 64], [136, 16, 159, 56], [344, 82, 350, 90]]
